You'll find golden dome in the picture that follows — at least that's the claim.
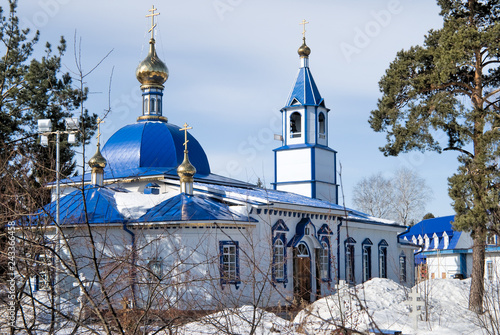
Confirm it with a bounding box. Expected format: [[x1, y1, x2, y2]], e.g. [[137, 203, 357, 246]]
[[177, 151, 196, 182], [298, 38, 311, 58], [136, 38, 169, 86], [89, 145, 107, 169]]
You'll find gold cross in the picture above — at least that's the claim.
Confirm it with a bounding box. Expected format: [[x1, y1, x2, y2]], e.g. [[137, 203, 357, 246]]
[[96, 117, 104, 146], [299, 19, 309, 39], [146, 5, 160, 40], [179, 123, 192, 152]]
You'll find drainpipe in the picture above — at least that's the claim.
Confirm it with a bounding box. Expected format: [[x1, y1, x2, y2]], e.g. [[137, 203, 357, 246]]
[[336, 217, 343, 282], [122, 222, 136, 307]]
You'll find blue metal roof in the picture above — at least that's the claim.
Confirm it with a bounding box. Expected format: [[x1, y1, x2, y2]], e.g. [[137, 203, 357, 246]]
[[401, 215, 463, 250], [284, 67, 324, 107], [137, 193, 257, 223], [101, 121, 210, 175], [32, 186, 125, 225], [401, 215, 455, 239]]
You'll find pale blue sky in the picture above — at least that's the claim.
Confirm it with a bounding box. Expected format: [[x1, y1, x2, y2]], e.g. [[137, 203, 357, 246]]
[[17, 0, 458, 218]]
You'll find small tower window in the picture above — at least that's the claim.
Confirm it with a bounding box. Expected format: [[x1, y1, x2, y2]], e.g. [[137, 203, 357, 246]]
[[290, 112, 301, 138], [318, 112, 326, 139], [143, 97, 149, 115], [150, 98, 156, 115], [156, 97, 162, 115]]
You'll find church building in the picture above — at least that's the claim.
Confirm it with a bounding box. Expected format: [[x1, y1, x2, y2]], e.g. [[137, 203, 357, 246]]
[[30, 9, 416, 309]]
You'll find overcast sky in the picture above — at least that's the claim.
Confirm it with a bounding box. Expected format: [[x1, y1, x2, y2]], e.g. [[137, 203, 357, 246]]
[[16, 0, 458, 218]]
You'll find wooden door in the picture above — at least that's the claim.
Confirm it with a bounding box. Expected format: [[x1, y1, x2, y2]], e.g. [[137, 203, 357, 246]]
[[294, 256, 311, 303]]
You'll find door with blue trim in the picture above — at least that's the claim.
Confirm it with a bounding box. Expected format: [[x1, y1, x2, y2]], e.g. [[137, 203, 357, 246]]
[[293, 243, 311, 303]]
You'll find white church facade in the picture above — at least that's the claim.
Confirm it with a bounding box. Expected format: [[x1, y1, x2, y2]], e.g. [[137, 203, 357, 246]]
[[28, 10, 416, 309]]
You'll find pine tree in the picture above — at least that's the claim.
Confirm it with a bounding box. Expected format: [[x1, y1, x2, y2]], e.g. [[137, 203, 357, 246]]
[[369, 0, 500, 311], [0, 1, 97, 223]]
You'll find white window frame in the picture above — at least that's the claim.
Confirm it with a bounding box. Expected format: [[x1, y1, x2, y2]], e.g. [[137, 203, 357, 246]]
[[362, 244, 371, 282], [320, 241, 329, 280], [379, 241, 388, 279], [273, 239, 285, 281], [399, 253, 407, 283]]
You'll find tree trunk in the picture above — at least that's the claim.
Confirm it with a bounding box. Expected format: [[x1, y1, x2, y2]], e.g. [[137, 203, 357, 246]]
[[469, 227, 486, 313]]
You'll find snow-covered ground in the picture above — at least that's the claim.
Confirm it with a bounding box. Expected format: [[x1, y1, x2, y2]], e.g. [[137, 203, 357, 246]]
[[2, 278, 498, 334], [176, 278, 490, 335]]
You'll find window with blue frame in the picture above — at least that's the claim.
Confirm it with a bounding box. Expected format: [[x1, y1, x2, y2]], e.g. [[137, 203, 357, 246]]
[[379, 240, 388, 279], [272, 219, 289, 285], [318, 224, 333, 282], [273, 238, 286, 282], [320, 241, 329, 280], [318, 112, 326, 138], [290, 112, 302, 138], [219, 241, 240, 286], [345, 237, 356, 284], [362, 238, 372, 282]]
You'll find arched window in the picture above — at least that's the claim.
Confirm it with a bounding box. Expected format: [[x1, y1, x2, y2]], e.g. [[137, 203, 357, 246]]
[[150, 98, 156, 115], [297, 243, 309, 257], [379, 240, 388, 279], [290, 112, 302, 138], [399, 252, 406, 283], [318, 112, 326, 138], [143, 97, 149, 115], [320, 241, 329, 280], [362, 238, 372, 282], [157, 97, 162, 115], [345, 237, 356, 284], [273, 239, 285, 280]]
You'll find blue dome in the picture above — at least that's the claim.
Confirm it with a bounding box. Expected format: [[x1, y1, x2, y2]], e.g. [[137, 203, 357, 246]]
[[101, 121, 210, 175]]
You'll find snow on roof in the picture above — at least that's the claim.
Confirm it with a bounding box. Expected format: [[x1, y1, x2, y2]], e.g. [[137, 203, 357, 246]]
[[136, 193, 257, 223], [113, 190, 173, 220]]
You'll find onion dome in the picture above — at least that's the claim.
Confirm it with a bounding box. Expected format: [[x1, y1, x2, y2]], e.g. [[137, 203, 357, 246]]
[[298, 38, 311, 58], [177, 151, 196, 182], [89, 144, 107, 169], [101, 122, 211, 175], [136, 38, 169, 86]]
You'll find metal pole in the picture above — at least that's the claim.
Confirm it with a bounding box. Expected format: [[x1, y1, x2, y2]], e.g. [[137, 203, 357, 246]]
[[56, 131, 60, 233], [55, 131, 60, 327]]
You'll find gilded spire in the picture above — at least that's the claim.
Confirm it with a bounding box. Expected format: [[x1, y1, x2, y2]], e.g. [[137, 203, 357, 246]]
[[298, 19, 311, 58], [89, 118, 107, 186], [177, 123, 196, 195], [136, 6, 168, 122], [136, 6, 168, 87]]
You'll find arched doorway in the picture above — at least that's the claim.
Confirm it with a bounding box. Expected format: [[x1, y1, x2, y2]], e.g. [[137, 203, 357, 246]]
[[293, 242, 311, 303]]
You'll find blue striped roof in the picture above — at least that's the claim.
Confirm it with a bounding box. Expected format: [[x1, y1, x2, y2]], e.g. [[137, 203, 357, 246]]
[[137, 193, 257, 223], [284, 67, 324, 107], [400, 215, 463, 250], [102, 121, 210, 175], [402, 215, 455, 238], [32, 186, 125, 225]]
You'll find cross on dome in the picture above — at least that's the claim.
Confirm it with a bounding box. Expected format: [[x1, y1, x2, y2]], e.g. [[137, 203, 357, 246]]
[[179, 123, 192, 152], [299, 19, 309, 39], [96, 117, 104, 146], [146, 5, 160, 40]]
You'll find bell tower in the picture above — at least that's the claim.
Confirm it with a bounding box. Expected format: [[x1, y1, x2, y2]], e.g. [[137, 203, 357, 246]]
[[272, 21, 339, 203]]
